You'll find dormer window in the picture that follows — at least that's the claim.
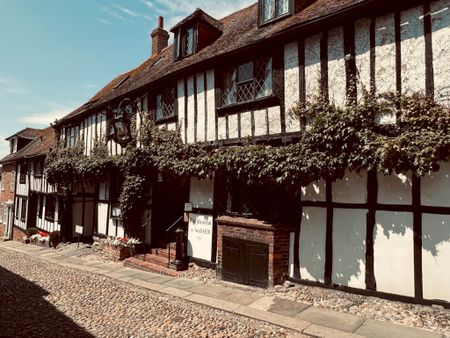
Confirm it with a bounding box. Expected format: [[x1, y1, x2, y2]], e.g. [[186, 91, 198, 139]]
[[177, 26, 196, 59], [171, 9, 223, 61], [260, 0, 291, 24]]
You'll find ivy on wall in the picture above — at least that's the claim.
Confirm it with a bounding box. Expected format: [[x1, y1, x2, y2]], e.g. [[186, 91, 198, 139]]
[[45, 91, 450, 234]]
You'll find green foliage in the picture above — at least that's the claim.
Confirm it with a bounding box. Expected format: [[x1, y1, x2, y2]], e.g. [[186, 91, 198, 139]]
[[45, 91, 450, 234], [26, 227, 39, 237]]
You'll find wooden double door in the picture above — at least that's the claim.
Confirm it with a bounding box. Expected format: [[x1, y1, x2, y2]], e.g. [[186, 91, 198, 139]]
[[222, 236, 269, 288]]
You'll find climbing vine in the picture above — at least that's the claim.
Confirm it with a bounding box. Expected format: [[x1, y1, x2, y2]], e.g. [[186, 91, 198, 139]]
[[45, 90, 450, 234]]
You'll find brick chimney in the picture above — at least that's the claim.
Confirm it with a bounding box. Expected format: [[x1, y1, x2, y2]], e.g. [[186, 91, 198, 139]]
[[151, 16, 169, 56]]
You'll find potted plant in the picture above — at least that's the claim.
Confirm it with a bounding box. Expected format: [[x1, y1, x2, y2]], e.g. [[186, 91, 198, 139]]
[[50, 230, 60, 248]]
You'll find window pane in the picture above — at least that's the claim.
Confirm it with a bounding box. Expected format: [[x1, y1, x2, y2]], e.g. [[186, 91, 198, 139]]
[[156, 88, 176, 121], [222, 68, 237, 106], [255, 57, 273, 98], [184, 27, 194, 56], [237, 62, 253, 83], [277, 0, 289, 16], [156, 94, 164, 120], [263, 0, 275, 22]]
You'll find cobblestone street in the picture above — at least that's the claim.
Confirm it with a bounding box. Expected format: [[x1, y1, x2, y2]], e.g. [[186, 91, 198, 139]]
[[0, 249, 298, 338]]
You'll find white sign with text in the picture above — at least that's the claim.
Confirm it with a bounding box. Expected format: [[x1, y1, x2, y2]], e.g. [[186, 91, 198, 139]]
[[187, 213, 213, 262]]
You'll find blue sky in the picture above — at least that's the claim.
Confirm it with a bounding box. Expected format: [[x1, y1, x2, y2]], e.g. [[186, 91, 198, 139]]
[[0, 0, 254, 157]]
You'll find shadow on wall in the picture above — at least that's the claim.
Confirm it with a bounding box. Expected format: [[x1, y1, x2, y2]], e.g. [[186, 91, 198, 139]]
[[0, 265, 94, 337], [422, 214, 450, 257], [332, 209, 367, 287]]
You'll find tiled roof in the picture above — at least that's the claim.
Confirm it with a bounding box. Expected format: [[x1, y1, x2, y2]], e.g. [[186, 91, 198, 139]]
[[0, 127, 55, 164], [170, 8, 224, 32], [57, 0, 366, 125], [5, 127, 42, 141]]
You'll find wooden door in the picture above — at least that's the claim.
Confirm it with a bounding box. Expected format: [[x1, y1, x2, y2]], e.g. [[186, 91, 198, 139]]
[[222, 236, 269, 288]]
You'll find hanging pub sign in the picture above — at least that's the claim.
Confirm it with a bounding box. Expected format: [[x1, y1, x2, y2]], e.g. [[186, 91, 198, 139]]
[[107, 98, 138, 147]]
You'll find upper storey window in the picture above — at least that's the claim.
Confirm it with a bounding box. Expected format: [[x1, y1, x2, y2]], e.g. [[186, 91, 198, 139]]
[[260, 0, 291, 24], [222, 56, 273, 106], [155, 87, 176, 122]]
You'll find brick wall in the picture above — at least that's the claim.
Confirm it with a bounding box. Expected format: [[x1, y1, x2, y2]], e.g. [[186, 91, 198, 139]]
[[216, 216, 291, 287], [12, 226, 27, 242]]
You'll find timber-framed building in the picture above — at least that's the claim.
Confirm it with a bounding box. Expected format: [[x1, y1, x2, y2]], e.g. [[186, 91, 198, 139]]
[[3, 0, 450, 308]]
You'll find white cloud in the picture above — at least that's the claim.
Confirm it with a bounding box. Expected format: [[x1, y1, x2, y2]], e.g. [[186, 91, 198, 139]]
[[98, 18, 111, 25], [84, 83, 97, 89], [0, 135, 9, 160], [101, 6, 125, 21], [113, 4, 141, 17], [0, 77, 30, 96], [20, 107, 76, 126]]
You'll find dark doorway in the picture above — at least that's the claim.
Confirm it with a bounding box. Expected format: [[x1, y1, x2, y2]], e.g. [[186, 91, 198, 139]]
[[222, 236, 269, 288], [151, 177, 189, 247]]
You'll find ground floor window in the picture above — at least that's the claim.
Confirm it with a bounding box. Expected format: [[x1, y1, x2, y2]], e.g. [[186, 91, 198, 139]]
[[45, 195, 56, 222], [20, 198, 27, 222]]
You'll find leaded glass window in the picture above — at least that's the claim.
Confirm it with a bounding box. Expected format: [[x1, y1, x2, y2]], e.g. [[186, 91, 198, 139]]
[[222, 57, 273, 106], [261, 0, 291, 23], [183, 27, 194, 56], [155, 87, 176, 121]]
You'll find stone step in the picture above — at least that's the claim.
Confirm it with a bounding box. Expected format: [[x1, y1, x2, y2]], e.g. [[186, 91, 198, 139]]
[[124, 257, 179, 277], [136, 253, 172, 266]]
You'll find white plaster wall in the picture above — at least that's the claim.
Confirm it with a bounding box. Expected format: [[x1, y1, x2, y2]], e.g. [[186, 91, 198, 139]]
[[327, 26, 347, 107], [332, 170, 367, 203], [196, 72, 206, 142], [177, 79, 186, 143], [422, 213, 450, 302], [217, 116, 227, 140], [284, 41, 301, 132], [289, 232, 295, 277], [240, 112, 252, 138], [401, 6, 426, 94], [186, 76, 195, 143], [299, 207, 327, 282], [332, 208, 367, 289], [117, 224, 125, 238], [189, 178, 214, 210], [421, 162, 450, 207], [267, 106, 282, 134], [355, 18, 371, 101], [305, 34, 321, 100], [206, 70, 216, 142], [375, 13, 396, 94], [431, 0, 450, 105], [167, 123, 177, 131], [377, 172, 412, 205], [301, 180, 326, 202], [97, 203, 108, 235], [228, 114, 239, 139], [374, 211, 414, 297], [254, 109, 267, 136]]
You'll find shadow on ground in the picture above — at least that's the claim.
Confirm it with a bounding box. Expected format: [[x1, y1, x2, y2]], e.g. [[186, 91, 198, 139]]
[[0, 265, 94, 337]]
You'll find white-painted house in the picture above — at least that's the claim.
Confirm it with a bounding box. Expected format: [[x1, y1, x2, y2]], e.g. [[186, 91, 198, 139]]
[[52, 0, 450, 306]]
